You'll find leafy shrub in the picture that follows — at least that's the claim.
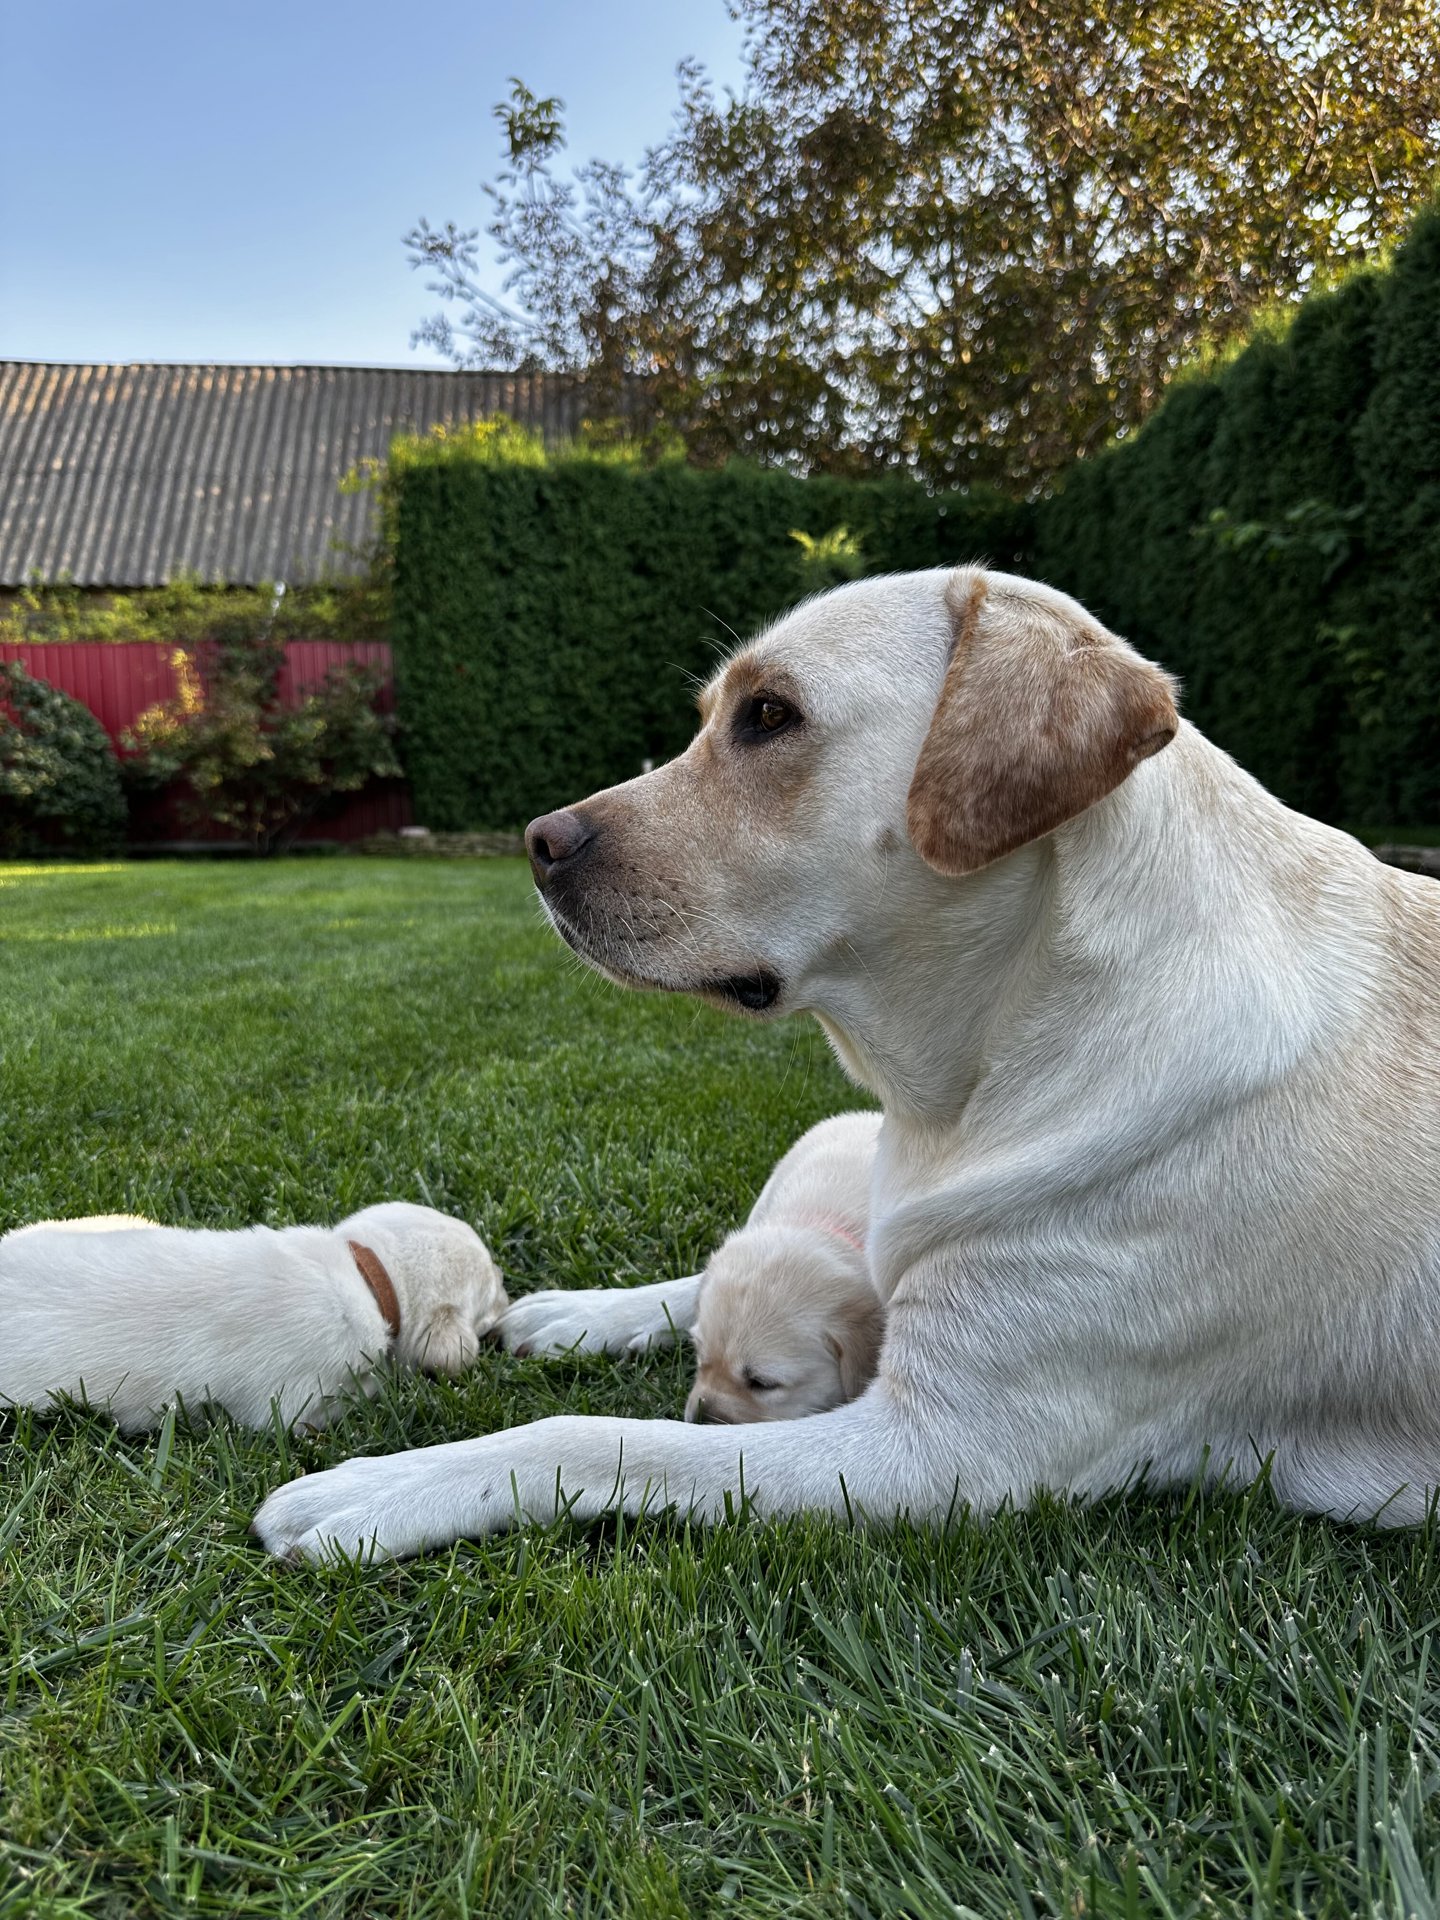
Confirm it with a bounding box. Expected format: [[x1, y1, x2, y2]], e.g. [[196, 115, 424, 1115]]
[[386, 439, 1032, 828], [0, 662, 127, 854], [0, 572, 389, 647], [790, 525, 866, 591], [1353, 195, 1440, 824], [124, 636, 402, 853], [1033, 193, 1440, 827]]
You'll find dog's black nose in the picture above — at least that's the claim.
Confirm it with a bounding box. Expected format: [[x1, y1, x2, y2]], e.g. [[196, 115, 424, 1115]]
[[525, 809, 596, 885]]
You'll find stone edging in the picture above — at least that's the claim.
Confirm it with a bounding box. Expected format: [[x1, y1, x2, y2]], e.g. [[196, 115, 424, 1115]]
[[351, 830, 525, 858], [1372, 844, 1440, 877]]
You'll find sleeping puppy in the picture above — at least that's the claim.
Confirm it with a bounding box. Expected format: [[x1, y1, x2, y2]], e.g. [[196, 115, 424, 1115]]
[[498, 1112, 885, 1422], [0, 1201, 507, 1432], [685, 1112, 884, 1424], [686, 1239, 883, 1424]]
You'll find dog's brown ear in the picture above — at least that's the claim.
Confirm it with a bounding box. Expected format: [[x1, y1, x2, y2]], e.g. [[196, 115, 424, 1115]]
[[906, 570, 1179, 877], [826, 1292, 886, 1403]]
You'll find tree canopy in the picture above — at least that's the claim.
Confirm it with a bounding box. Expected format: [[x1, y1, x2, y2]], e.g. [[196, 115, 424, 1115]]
[[408, 0, 1440, 490]]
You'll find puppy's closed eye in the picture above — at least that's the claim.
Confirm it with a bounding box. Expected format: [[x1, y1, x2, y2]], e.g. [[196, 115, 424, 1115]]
[[741, 1367, 783, 1393]]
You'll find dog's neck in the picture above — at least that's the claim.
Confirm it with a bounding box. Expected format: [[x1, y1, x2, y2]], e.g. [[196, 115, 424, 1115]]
[[807, 729, 1351, 1139], [807, 836, 1054, 1123], [790, 1215, 867, 1256]]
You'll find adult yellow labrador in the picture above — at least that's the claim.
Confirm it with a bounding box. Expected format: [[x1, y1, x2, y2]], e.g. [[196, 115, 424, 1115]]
[[255, 566, 1440, 1561]]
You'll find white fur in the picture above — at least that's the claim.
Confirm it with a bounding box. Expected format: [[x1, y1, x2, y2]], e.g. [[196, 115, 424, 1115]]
[[1, 1201, 507, 1431], [255, 567, 1440, 1562], [498, 1273, 703, 1358]]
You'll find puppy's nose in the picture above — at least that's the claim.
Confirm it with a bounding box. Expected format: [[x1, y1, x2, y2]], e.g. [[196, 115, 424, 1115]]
[[686, 1394, 731, 1426], [525, 808, 596, 885]]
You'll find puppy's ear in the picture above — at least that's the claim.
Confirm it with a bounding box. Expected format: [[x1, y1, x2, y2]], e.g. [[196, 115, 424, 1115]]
[[906, 569, 1179, 876], [825, 1292, 886, 1403]]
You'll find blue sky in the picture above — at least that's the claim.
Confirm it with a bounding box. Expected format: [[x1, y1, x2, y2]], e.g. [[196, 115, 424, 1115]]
[[2, 0, 746, 367]]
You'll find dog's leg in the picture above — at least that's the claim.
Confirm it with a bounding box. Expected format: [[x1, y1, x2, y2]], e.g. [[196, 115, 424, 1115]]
[[252, 1384, 1016, 1564], [497, 1273, 704, 1356]]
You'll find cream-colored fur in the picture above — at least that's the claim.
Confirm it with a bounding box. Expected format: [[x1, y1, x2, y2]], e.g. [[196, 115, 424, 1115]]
[[255, 566, 1440, 1562], [501, 1112, 883, 1422], [687, 1112, 884, 1424], [1, 1202, 507, 1431]]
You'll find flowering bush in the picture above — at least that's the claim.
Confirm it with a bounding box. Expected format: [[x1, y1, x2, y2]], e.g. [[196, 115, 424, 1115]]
[[124, 634, 401, 853]]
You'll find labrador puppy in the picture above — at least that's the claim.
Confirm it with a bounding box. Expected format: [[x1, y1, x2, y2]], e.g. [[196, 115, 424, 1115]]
[[686, 1192, 883, 1426], [1, 1202, 507, 1431], [501, 1111, 885, 1423], [256, 565, 1440, 1561]]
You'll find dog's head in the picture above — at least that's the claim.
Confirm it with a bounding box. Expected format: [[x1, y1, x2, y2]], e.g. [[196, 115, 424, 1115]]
[[525, 568, 1178, 1067], [336, 1203, 508, 1375], [684, 1227, 885, 1424]]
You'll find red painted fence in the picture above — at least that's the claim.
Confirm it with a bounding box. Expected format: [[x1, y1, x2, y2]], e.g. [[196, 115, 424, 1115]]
[[1, 640, 412, 843]]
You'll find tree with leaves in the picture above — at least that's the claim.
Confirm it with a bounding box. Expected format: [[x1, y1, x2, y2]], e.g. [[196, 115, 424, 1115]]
[[409, 0, 1440, 489]]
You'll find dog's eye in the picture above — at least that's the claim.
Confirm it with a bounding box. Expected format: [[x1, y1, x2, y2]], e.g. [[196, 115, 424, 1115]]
[[738, 694, 798, 740], [742, 1368, 782, 1392]]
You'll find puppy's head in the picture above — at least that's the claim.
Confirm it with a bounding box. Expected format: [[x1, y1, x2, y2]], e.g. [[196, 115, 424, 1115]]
[[684, 1227, 885, 1425], [524, 567, 1178, 1028], [336, 1202, 508, 1376]]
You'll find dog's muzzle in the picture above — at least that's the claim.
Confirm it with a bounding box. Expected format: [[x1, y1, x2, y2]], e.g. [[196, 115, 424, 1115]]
[[525, 805, 784, 1015]]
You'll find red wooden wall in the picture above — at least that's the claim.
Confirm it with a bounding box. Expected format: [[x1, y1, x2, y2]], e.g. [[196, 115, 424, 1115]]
[[1, 640, 412, 842]]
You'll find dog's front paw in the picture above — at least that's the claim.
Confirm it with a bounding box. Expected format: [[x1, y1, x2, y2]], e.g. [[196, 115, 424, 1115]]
[[253, 1454, 425, 1564], [255, 1433, 531, 1563], [496, 1288, 643, 1357]]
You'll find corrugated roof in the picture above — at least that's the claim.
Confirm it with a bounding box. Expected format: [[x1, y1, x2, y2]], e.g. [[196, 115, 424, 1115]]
[[0, 362, 601, 587]]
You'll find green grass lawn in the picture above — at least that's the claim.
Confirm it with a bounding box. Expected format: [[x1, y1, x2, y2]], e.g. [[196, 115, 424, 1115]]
[[4, 858, 1440, 1918]]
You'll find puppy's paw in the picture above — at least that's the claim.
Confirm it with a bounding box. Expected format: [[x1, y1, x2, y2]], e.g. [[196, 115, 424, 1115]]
[[626, 1326, 679, 1354]]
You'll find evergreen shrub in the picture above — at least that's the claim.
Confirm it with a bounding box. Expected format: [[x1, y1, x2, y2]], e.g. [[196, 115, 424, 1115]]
[[387, 432, 1030, 828], [1034, 197, 1440, 826], [0, 662, 127, 854], [0, 573, 389, 647]]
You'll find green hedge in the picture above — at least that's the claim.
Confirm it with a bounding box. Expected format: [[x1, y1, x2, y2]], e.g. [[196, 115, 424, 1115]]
[[389, 446, 1030, 829], [1034, 198, 1440, 827]]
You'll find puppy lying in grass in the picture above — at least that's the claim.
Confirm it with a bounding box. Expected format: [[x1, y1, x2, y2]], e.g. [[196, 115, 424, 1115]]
[[0, 1201, 507, 1432], [501, 1112, 885, 1423], [686, 1112, 885, 1424]]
